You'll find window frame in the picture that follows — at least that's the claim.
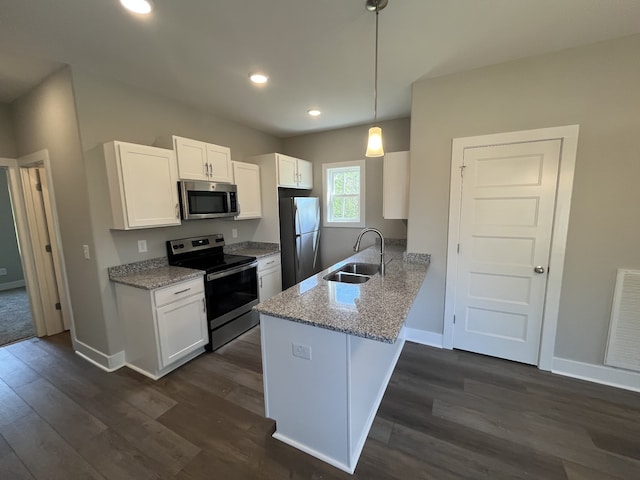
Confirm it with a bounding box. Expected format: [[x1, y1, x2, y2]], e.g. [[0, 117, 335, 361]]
[[322, 160, 366, 228]]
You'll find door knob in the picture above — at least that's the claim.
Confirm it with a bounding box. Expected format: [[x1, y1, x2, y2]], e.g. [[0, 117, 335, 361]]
[[534, 266, 545, 274]]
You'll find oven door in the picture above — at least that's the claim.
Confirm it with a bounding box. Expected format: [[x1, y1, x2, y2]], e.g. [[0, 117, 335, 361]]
[[206, 261, 258, 328]]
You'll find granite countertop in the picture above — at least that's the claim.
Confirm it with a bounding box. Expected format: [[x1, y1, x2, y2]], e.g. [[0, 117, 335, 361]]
[[224, 241, 280, 259], [254, 245, 429, 343], [108, 257, 204, 290]]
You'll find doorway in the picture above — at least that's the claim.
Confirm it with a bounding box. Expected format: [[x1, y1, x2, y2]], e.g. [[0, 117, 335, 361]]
[[0, 166, 35, 345], [444, 126, 579, 370], [0, 151, 73, 341]]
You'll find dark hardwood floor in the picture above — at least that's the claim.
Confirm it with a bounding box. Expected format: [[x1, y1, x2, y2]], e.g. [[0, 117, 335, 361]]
[[1, 328, 639, 479]]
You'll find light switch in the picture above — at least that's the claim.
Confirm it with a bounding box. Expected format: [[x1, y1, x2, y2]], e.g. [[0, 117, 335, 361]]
[[82, 245, 91, 260]]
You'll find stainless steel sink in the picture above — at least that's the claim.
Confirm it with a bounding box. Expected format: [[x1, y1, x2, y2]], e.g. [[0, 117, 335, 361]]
[[323, 271, 371, 284], [339, 263, 380, 276], [323, 262, 380, 284]]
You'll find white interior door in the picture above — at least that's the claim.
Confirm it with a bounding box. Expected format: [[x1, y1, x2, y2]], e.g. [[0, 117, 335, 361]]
[[453, 140, 561, 365], [22, 167, 64, 335]]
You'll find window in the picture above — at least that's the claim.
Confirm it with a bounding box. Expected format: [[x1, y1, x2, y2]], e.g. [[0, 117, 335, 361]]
[[322, 160, 365, 228]]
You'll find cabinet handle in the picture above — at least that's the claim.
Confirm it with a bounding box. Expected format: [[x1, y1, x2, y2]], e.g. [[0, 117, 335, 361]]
[[202, 297, 206, 312], [175, 203, 180, 219], [266, 260, 275, 265], [208, 162, 212, 177], [174, 288, 191, 295], [260, 277, 263, 288]]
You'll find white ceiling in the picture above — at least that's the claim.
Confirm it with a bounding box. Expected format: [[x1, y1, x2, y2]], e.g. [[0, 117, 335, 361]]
[[2, 0, 640, 137]]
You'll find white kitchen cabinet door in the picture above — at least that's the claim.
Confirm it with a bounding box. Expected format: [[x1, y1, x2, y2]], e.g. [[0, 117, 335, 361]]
[[297, 159, 313, 189], [259, 267, 282, 301], [174, 136, 232, 182], [104, 141, 180, 230], [277, 154, 313, 189], [383, 151, 410, 219], [207, 143, 233, 183], [156, 293, 208, 369], [232, 161, 262, 219], [277, 154, 299, 187], [258, 253, 282, 301], [174, 136, 209, 181]]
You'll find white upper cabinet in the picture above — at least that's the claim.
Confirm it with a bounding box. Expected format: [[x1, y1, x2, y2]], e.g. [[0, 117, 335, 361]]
[[232, 161, 262, 220], [383, 151, 410, 220], [276, 154, 313, 189], [104, 141, 181, 230], [173, 135, 232, 183]]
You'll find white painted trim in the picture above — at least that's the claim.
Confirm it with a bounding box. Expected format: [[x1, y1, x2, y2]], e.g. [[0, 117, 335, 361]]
[[18, 150, 75, 334], [74, 340, 126, 372], [125, 362, 161, 380], [404, 327, 443, 348], [0, 280, 26, 291], [272, 432, 355, 474], [552, 357, 640, 393], [444, 125, 579, 371]]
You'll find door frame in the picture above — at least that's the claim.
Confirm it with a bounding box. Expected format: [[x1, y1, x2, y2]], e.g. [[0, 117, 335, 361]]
[[0, 150, 74, 337], [443, 125, 579, 371]]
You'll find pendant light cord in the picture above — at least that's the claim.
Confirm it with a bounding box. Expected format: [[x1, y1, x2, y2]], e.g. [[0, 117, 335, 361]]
[[373, 7, 379, 126]]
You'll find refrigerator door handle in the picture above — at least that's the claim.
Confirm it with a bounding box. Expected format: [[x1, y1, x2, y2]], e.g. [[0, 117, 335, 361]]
[[294, 204, 302, 235], [313, 229, 320, 270], [295, 234, 302, 278]]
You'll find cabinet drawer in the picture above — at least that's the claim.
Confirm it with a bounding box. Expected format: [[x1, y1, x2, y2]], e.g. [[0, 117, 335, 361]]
[[154, 277, 204, 308], [258, 254, 281, 272]]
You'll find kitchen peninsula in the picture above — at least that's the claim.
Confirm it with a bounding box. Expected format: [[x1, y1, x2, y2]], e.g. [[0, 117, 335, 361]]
[[255, 243, 429, 474]]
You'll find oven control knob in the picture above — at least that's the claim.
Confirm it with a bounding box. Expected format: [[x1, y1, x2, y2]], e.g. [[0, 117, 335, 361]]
[[179, 244, 184, 249]]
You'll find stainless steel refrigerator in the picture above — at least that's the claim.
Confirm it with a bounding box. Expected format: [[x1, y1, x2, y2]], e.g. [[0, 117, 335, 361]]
[[279, 197, 321, 289]]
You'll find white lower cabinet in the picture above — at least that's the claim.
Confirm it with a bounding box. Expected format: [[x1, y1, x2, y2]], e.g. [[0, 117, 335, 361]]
[[258, 253, 282, 301], [116, 276, 207, 379]]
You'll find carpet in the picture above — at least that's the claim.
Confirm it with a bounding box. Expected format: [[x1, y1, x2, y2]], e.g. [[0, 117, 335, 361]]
[[0, 287, 35, 346]]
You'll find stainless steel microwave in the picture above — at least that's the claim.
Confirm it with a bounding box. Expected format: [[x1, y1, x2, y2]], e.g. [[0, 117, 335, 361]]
[[178, 181, 239, 220]]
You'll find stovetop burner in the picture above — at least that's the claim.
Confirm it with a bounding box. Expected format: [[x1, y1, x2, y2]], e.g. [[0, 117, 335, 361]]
[[166, 234, 255, 274]]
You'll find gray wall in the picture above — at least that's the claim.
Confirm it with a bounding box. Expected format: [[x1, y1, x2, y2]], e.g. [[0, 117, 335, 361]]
[[408, 34, 640, 365], [71, 68, 283, 354], [0, 103, 17, 157], [0, 104, 22, 286], [11, 67, 107, 351], [0, 169, 24, 285], [284, 118, 410, 268]]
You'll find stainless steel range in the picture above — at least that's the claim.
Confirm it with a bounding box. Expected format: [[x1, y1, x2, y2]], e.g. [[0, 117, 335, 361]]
[[166, 234, 259, 351]]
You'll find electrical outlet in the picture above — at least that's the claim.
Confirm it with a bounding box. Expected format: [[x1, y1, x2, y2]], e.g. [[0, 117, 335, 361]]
[[82, 245, 91, 260], [232, 228, 238, 239], [0, 268, 6, 276], [137, 240, 147, 253], [292, 343, 312, 360]]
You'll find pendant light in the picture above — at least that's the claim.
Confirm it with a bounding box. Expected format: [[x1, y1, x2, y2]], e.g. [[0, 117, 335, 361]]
[[365, 0, 388, 158]]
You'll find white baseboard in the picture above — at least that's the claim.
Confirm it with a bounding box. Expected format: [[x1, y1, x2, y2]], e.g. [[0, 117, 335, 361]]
[[74, 339, 125, 372], [552, 357, 640, 393], [272, 432, 354, 474], [403, 327, 444, 348], [0, 279, 26, 291]]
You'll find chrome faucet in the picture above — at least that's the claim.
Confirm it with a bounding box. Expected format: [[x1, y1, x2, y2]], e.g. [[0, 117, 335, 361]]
[[353, 227, 385, 275]]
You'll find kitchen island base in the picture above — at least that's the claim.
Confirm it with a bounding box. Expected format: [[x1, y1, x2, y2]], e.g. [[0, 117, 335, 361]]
[[260, 314, 405, 474]]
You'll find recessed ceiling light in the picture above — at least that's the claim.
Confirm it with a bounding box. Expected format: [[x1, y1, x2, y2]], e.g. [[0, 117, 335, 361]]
[[249, 73, 269, 85], [307, 109, 321, 117], [120, 0, 153, 15]]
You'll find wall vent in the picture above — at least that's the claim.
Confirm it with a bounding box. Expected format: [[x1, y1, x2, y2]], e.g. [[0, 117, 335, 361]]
[[604, 269, 640, 372]]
